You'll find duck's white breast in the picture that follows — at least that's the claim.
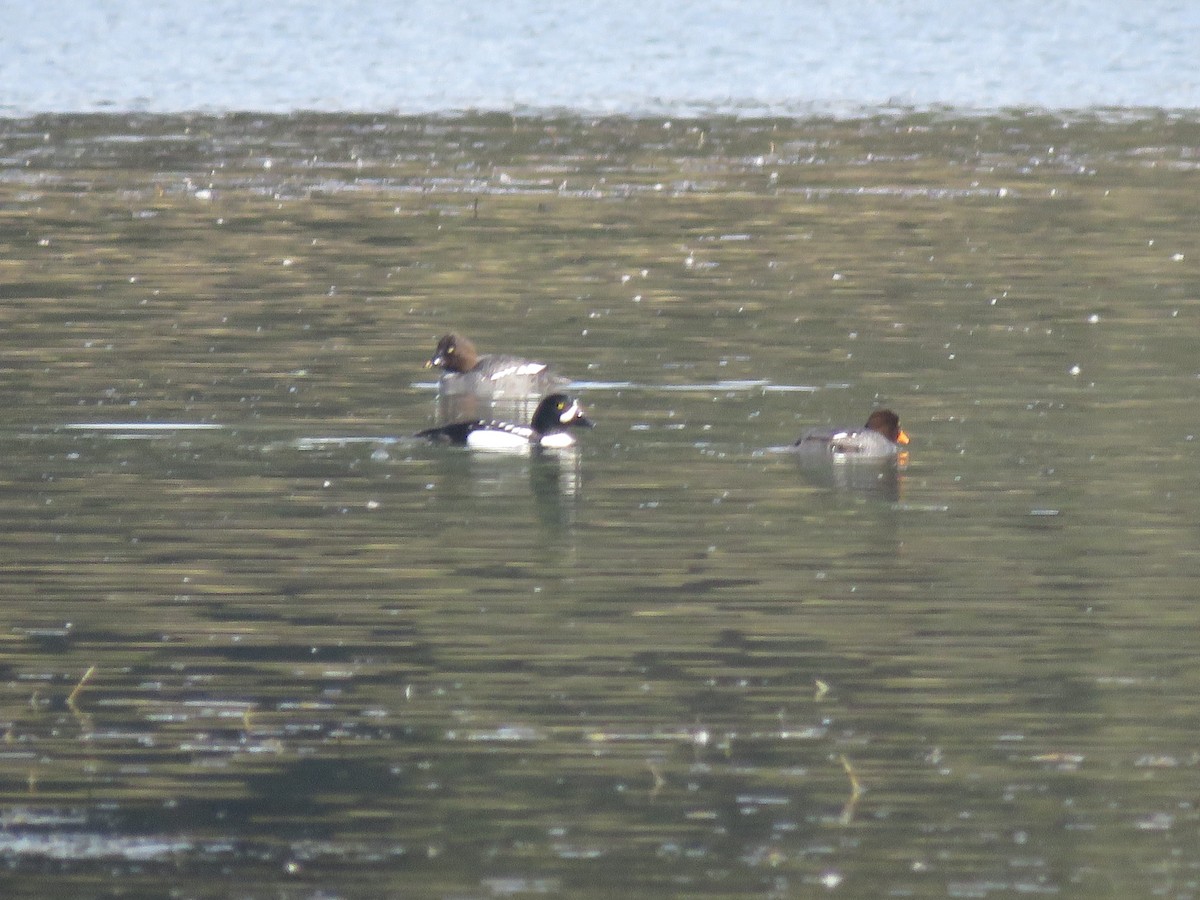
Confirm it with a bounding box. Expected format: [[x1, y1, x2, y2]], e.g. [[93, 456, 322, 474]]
[[537, 431, 577, 450]]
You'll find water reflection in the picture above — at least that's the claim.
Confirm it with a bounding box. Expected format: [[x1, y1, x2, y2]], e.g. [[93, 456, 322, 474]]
[[414, 447, 584, 546], [792, 453, 905, 500]]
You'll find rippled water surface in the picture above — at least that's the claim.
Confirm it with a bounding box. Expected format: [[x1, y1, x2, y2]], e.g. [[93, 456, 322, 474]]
[[1, 112, 1199, 898]]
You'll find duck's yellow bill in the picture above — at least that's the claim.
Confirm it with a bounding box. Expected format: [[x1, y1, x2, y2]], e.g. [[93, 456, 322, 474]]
[[897, 429, 910, 445]]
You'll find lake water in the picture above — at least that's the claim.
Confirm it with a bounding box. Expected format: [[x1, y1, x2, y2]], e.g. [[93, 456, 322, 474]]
[[1, 111, 1198, 897], [3, 0, 1200, 116]]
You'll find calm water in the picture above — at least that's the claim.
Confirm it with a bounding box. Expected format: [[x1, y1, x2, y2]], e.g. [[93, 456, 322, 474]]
[[1, 111, 1199, 898], [3, 0, 1200, 116]]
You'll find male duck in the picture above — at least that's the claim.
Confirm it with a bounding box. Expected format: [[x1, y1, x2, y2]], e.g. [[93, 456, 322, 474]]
[[425, 333, 568, 399], [416, 393, 593, 452], [794, 409, 910, 460]]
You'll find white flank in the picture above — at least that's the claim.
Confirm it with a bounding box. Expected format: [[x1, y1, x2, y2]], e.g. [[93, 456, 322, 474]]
[[466, 428, 533, 453], [488, 362, 547, 380]]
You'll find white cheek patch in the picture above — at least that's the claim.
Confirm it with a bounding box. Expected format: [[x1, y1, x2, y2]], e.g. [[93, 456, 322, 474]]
[[488, 362, 548, 381], [559, 400, 583, 424]]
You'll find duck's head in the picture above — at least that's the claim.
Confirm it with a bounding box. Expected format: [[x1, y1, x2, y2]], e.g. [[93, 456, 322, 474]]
[[865, 409, 909, 445], [532, 393, 594, 434], [426, 333, 479, 373]]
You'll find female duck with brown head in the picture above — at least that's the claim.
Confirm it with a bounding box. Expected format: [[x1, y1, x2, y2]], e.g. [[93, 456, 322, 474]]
[[425, 333, 569, 400]]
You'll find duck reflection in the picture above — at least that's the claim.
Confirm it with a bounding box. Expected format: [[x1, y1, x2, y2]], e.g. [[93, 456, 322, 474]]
[[793, 454, 904, 501], [531, 447, 583, 528], [426, 445, 584, 530]]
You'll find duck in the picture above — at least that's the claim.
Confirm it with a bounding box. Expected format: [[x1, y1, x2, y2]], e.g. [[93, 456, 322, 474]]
[[425, 333, 568, 399], [793, 409, 910, 460], [416, 393, 593, 452]]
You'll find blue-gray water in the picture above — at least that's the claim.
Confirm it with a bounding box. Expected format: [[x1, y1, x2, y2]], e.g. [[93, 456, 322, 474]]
[[3, 0, 1199, 117]]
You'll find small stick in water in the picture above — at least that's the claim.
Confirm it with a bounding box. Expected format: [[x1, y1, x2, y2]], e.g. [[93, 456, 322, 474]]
[[67, 665, 96, 712], [839, 754, 864, 825]]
